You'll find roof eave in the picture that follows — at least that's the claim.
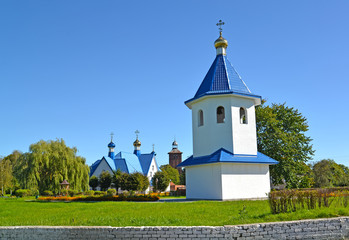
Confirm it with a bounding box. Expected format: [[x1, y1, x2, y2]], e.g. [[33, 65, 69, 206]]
[[185, 92, 262, 109]]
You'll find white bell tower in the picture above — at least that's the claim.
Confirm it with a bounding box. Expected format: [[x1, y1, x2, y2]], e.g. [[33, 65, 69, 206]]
[[178, 20, 278, 200]]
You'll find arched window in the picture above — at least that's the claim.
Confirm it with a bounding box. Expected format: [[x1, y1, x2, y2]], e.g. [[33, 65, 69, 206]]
[[240, 107, 247, 124], [198, 110, 204, 126], [217, 106, 225, 123]]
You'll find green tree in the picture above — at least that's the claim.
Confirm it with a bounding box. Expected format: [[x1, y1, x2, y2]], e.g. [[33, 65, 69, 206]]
[[152, 171, 170, 192], [179, 169, 186, 185], [12, 139, 90, 193], [256, 101, 314, 188], [89, 176, 99, 190], [160, 164, 180, 184], [0, 158, 13, 195], [312, 159, 349, 188], [112, 169, 123, 193], [99, 171, 112, 191]]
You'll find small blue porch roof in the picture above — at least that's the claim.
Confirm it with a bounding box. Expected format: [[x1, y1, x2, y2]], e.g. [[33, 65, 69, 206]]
[[177, 148, 278, 167], [185, 55, 261, 105]]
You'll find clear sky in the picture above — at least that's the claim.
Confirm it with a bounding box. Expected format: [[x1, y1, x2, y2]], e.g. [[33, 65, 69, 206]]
[[1, 0, 348, 167]]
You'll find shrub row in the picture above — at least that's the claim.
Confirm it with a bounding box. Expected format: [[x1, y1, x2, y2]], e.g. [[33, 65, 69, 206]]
[[37, 194, 160, 202], [269, 187, 349, 214]]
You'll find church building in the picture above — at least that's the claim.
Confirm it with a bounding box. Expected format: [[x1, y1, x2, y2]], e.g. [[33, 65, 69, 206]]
[[90, 132, 159, 186], [178, 21, 278, 200]]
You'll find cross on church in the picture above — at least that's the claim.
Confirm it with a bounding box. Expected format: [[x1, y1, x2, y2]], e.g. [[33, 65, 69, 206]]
[[152, 144, 155, 152], [135, 130, 140, 139], [110, 132, 114, 141], [216, 20, 225, 32]]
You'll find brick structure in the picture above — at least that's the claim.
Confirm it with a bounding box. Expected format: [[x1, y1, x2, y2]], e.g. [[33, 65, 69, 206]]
[[1, 217, 349, 239], [168, 140, 182, 174]]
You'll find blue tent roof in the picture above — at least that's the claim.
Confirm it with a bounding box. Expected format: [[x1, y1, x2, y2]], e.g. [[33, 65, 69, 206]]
[[139, 153, 155, 175], [185, 55, 261, 105], [114, 151, 143, 174], [177, 148, 278, 167], [89, 160, 101, 177]]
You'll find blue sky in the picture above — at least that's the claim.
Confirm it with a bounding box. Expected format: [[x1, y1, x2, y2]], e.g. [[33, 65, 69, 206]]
[[1, 0, 348, 167]]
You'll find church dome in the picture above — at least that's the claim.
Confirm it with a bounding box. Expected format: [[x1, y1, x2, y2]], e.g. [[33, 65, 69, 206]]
[[108, 141, 115, 148], [172, 140, 178, 146], [133, 139, 141, 147], [214, 33, 228, 49]]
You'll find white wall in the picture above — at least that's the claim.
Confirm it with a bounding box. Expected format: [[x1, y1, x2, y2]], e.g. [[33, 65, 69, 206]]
[[186, 163, 222, 200], [191, 95, 257, 157], [91, 159, 113, 177], [220, 163, 270, 200], [186, 162, 271, 200]]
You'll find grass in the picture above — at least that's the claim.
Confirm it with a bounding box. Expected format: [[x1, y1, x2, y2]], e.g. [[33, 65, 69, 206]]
[[0, 197, 348, 226]]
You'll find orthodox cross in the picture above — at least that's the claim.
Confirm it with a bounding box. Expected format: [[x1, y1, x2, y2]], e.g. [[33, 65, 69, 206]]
[[135, 130, 140, 139], [152, 144, 155, 152], [110, 132, 114, 142], [216, 20, 225, 33]]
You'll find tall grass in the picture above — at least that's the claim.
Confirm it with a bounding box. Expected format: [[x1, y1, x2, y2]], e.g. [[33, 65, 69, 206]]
[[269, 187, 349, 214]]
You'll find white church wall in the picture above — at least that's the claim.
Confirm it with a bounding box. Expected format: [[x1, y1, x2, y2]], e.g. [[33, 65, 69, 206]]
[[191, 96, 234, 158], [220, 163, 270, 200], [91, 159, 113, 178], [230, 97, 258, 155], [186, 164, 222, 200], [191, 95, 258, 158]]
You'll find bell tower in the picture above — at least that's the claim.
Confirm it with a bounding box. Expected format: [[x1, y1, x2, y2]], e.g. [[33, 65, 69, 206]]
[[168, 140, 183, 174]]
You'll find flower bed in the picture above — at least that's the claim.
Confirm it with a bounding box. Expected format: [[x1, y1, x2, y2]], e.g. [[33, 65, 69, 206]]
[[37, 195, 159, 202]]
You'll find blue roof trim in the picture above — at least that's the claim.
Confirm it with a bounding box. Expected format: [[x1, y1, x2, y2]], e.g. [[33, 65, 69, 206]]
[[186, 55, 261, 104], [177, 148, 278, 167]]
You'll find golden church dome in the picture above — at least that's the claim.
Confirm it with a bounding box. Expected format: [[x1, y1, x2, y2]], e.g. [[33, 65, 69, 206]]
[[214, 33, 228, 49], [133, 139, 141, 147]]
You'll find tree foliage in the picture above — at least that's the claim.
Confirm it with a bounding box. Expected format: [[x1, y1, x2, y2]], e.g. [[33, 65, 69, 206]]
[[160, 164, 180, 185], [312, 159, 349, 188], [89, 176, 99, 190], [256, 101, 314, 188], [0, 157, 13, 195], [99, 171, 112, 191], [12, 139, 90, 193], [152, 171, 170, 192]]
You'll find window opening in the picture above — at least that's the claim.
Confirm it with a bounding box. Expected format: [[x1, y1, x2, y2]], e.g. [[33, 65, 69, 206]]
[[217, 106, 225, 123], [240, 107, 247, 124], [198, 110, 204, 126]]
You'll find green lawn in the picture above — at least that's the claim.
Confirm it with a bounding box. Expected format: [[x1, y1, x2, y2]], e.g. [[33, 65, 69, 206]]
[[0, 197, 348, 226]]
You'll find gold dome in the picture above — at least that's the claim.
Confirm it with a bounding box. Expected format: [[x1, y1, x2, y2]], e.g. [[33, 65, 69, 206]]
[[214, 33, 228, 49], [133, 139, 141, 147]]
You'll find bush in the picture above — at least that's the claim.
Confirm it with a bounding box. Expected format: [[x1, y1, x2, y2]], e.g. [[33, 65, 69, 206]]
[[14, 189, 31, 197], [107, 189, 116, 196], [37, 194, 160, 202], [84, 190, 95, 196], [94, 191, 106, 196], [68, 189, 78, 197], [42, 190, 54, 196], [61, 189, 68, 196]]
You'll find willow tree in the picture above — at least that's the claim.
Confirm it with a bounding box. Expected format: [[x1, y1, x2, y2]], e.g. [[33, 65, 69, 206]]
[[0, 157, 13, 195], [13, 139, 89, 193]]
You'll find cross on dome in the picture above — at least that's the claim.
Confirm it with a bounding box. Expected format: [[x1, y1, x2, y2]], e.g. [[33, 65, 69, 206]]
[[135, 130, 140, 139], [216, 20, 225, 34]]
